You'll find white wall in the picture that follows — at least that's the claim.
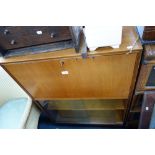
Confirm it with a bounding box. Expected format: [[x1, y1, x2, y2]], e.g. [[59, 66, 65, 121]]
[[0, 66, 29, 106]]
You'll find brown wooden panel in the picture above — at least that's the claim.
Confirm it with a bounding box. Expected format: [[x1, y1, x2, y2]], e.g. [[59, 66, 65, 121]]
[[55, 110, 123, 125], [143, 26, 155, 41], [48, 99, 125, 110], [0, 26, 71, 50], [4, 53, 139, 100]]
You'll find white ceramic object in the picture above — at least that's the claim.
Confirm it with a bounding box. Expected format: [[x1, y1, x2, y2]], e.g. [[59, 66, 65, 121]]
[[84, 26, 123, 51], [0, 66, 29, 106], [0, 98, 32, 129], [0, 66, 40, 129]]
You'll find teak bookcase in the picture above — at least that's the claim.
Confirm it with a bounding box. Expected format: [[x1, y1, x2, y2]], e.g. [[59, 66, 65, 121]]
[[0, 27, 142, 126]]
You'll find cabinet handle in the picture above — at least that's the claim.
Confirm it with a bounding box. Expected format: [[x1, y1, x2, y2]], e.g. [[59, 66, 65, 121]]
[[4, 29, 9, 35], [36, 30, 43, 35], [10, 40, 16, 45], [51, 33, 55, 38]]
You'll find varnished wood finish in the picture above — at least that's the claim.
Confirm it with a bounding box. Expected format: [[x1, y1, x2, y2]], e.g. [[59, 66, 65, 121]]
[[4, 53, 139, 100], [123, 50, 142, 124], [47, 99, 126, 125], [55, 110, 123, 125], [48, 99, 125, 110], [0, 48, 77, 64]]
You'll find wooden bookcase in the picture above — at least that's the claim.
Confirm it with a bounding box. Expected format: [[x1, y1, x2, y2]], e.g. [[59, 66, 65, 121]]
[[0, 26, 142, 126]]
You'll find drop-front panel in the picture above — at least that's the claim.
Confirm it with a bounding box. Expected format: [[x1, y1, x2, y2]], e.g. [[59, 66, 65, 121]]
[[3, 52, 139, 100]]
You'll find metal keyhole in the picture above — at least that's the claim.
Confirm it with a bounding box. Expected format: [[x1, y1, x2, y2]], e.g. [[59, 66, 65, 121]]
[[60, 61, 64, 67], [59, 61, 69, 75]]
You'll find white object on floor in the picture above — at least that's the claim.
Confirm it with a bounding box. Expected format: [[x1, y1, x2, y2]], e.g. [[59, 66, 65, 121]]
[[84, 26, 122, 51], [25, 103, 41, 129], [0, 66, 41, 129], [0, 98, 32, 129]]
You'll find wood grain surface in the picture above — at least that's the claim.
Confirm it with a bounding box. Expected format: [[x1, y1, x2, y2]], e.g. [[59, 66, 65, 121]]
[[4, 53, 139, 100]]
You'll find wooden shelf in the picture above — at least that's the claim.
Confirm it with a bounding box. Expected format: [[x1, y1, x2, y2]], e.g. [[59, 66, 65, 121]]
[[47, 100, 125, 125], [55, 110, 123, 125], [48, 100, 125, 111]]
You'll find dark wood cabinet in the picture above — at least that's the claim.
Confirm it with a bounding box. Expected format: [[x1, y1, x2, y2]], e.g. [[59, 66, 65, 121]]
[[132, 45, 155, 128], [142, 26, 155, 41], [0, 26, 82, 57], [137, 26, 155, 42], [139, 91, 155, 128], [0, 26, 71, 50], [136, 45, 155, 93]]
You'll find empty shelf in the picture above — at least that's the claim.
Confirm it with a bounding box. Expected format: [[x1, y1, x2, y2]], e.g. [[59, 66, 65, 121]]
[[48, 99, 125, 111], [55, 110, 123, 125]]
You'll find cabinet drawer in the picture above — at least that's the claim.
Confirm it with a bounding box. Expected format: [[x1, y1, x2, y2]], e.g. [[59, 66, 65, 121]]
[[3, 53, 139, 99], [0, 26, 71, 50], [143, 26, 155, 41]]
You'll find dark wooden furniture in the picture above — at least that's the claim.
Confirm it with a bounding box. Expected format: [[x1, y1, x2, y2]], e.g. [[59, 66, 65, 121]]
[[137, 26, 155, 42], [0, 26, 82, 57], [130, 45, 155, 128], [136, 45, 155, 93], [0, 26, 142, 126], [139, 91, 155, 128], [142, 26, 155, 41]]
